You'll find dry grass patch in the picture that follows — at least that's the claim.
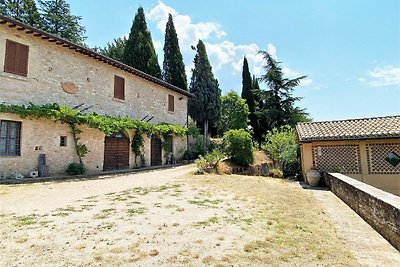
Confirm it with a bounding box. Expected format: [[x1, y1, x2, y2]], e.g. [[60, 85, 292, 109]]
[[189, 174, 357, 266]]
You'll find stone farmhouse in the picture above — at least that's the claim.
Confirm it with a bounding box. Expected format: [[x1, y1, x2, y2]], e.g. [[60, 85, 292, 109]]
[[297, 116, 400, 196], [0, 15, 194, 177]]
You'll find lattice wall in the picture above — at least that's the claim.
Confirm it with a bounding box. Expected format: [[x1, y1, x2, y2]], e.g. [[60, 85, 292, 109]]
[[366, 143, 400, 174], [312, 144, 361, 174]]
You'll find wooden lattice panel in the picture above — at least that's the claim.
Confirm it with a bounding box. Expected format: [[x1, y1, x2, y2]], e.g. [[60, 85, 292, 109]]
[[366, 143, 400, 174], [312, 144, 361, 174]]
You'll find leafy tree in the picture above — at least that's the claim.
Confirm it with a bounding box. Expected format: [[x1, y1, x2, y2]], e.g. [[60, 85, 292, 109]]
[[223, 129, 254, 166], [39, 0, 86, 44], [99, 37, 127, 62], [188, 40, 221, 139], [162, 14, 187, 90], [1, 0, 42, 27], [123, 7, 161, 78], [255, 51, 308, 134], [217, 91, 249, 134], [262, 125, 299, 177]]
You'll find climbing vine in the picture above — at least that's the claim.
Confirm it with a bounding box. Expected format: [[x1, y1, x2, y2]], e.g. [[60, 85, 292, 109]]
[[0, 103, 189, 165], [131, 131, 144, 167]]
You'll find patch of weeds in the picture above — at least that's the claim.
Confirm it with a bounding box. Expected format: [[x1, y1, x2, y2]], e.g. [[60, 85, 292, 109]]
[[188, 199, 223, 208], [97, 222, 115, 230], [127, 207, 147, 216], [128, 201, 142, 205], [51, 212, 70, 217], [194, 216, 219, 227], [93, 208, 116, 220], [226, 208, 236, 214], [165, 204, 179, 209], [80, 204, 95, 210], [39, 220, 53, 227], [242, 218, 253, 225], [14, 214, 37, 226], [55, 205, 80, 213], [153, 203, 162, 208]]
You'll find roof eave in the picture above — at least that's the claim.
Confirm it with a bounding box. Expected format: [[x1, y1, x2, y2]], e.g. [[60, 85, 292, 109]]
[[0, 15, 194, 98]]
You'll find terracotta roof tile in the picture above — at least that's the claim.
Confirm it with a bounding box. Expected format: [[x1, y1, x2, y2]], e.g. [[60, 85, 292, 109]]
[[296, 115, 400, 142]]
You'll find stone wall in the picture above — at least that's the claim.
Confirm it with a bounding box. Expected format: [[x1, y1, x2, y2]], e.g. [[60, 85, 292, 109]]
[[0, 26, 188, 126], [323, 172, 400, 251], [0, 114, 187, 177]]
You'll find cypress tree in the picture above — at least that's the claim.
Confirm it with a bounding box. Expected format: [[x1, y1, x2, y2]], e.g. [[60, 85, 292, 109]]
[[39, 0, 86, 44], [123, 7, 161, 78], [241, 57, 255, 113], [188, 40, 221, 139], [162, 14, 187, 90], [1, 0, 42, 28]]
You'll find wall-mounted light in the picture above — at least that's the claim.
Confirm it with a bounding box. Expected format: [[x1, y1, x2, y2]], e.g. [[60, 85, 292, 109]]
[[179, 96, 184, 100], [87, 77, 91, 82]]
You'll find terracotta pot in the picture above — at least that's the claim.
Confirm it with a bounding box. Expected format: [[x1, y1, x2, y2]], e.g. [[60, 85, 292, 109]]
[[307, 170, 321, 186]]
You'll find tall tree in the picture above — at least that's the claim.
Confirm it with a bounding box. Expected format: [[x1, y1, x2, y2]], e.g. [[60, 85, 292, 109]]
[[217, 91, 249, 134], [0, 0, 42, 28], [162, 14, 187, 90], [39, 0, 86, 44], [241, 57, 260, 141], [255, 51, 307, 134], [123, 7, 161, 78], [188, 40, 221, 139], [99, 37, 127, 62]]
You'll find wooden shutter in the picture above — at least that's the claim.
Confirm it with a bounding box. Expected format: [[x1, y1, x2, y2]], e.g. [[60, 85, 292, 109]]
[[4, 40, 29, 77], [16, 43, 29, 77], [114, 76, 125, 100], [168, 95, 174, 112], [4, 40, 17, 74]]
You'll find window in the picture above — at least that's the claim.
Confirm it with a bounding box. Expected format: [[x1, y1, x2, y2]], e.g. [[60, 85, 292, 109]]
[[60, 136, 67, 147], [168, 94, 174, 112], [114, 75, 125, 100], [4, 39, 29, 77], [0, 120, 21, 156]]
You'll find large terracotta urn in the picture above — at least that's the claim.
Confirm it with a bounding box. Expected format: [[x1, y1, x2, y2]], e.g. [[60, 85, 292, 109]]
[[307, 169, 321, 186]]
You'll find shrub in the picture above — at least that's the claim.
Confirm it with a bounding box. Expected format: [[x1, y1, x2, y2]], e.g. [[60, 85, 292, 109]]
[[223, 129, 254, 166], [268, 168, 284, 178], [183, 137, 207, 160], [262, 125, 299, 177], [66, 162, 85, 175], [194, 149, 225, 173]]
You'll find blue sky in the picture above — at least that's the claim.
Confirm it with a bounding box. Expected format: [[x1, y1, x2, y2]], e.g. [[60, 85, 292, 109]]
[[68, 0, 400, 121]]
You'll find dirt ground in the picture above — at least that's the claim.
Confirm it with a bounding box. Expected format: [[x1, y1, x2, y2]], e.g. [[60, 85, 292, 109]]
[[0, 165, 399, 266]]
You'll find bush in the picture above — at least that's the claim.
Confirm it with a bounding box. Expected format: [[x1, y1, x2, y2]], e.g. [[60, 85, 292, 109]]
[[66, 162, 85, 175], [194, 149, 225, 173], [223, 129, 254, 166], [268, 168, 283, 178], [183, 137, 208, 160], [262, 125, 299, 177]]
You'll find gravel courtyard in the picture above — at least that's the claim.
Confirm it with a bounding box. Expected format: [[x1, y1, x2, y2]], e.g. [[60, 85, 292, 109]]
[[1, 165, 399, 266]]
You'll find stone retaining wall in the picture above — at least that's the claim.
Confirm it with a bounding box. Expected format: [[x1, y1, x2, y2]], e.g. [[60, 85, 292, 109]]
[[323, 172, 400, 251]]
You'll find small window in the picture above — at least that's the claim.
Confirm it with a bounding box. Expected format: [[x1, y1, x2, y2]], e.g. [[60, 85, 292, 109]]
[[168, 94, 174, 112], [114, 75, 125, 100], [4, 39, 29, 77], [0, 120, 21, 156], [60, 136, 67, 147]]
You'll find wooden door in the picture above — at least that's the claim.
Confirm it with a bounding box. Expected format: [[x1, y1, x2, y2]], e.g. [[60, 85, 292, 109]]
[[103, 132, 130, 171], [151, 136, 162, 166]]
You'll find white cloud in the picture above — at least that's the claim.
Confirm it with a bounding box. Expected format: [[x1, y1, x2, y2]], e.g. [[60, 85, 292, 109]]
[[366, 66, 400, 87], [267, 43, 277, 59], [148, 1, 226, 50], [147, 1, 311, 90]]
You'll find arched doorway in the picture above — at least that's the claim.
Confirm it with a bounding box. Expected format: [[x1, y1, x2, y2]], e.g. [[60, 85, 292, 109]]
[[151, 135, 162, 166], [103, 132, 130, 171]]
